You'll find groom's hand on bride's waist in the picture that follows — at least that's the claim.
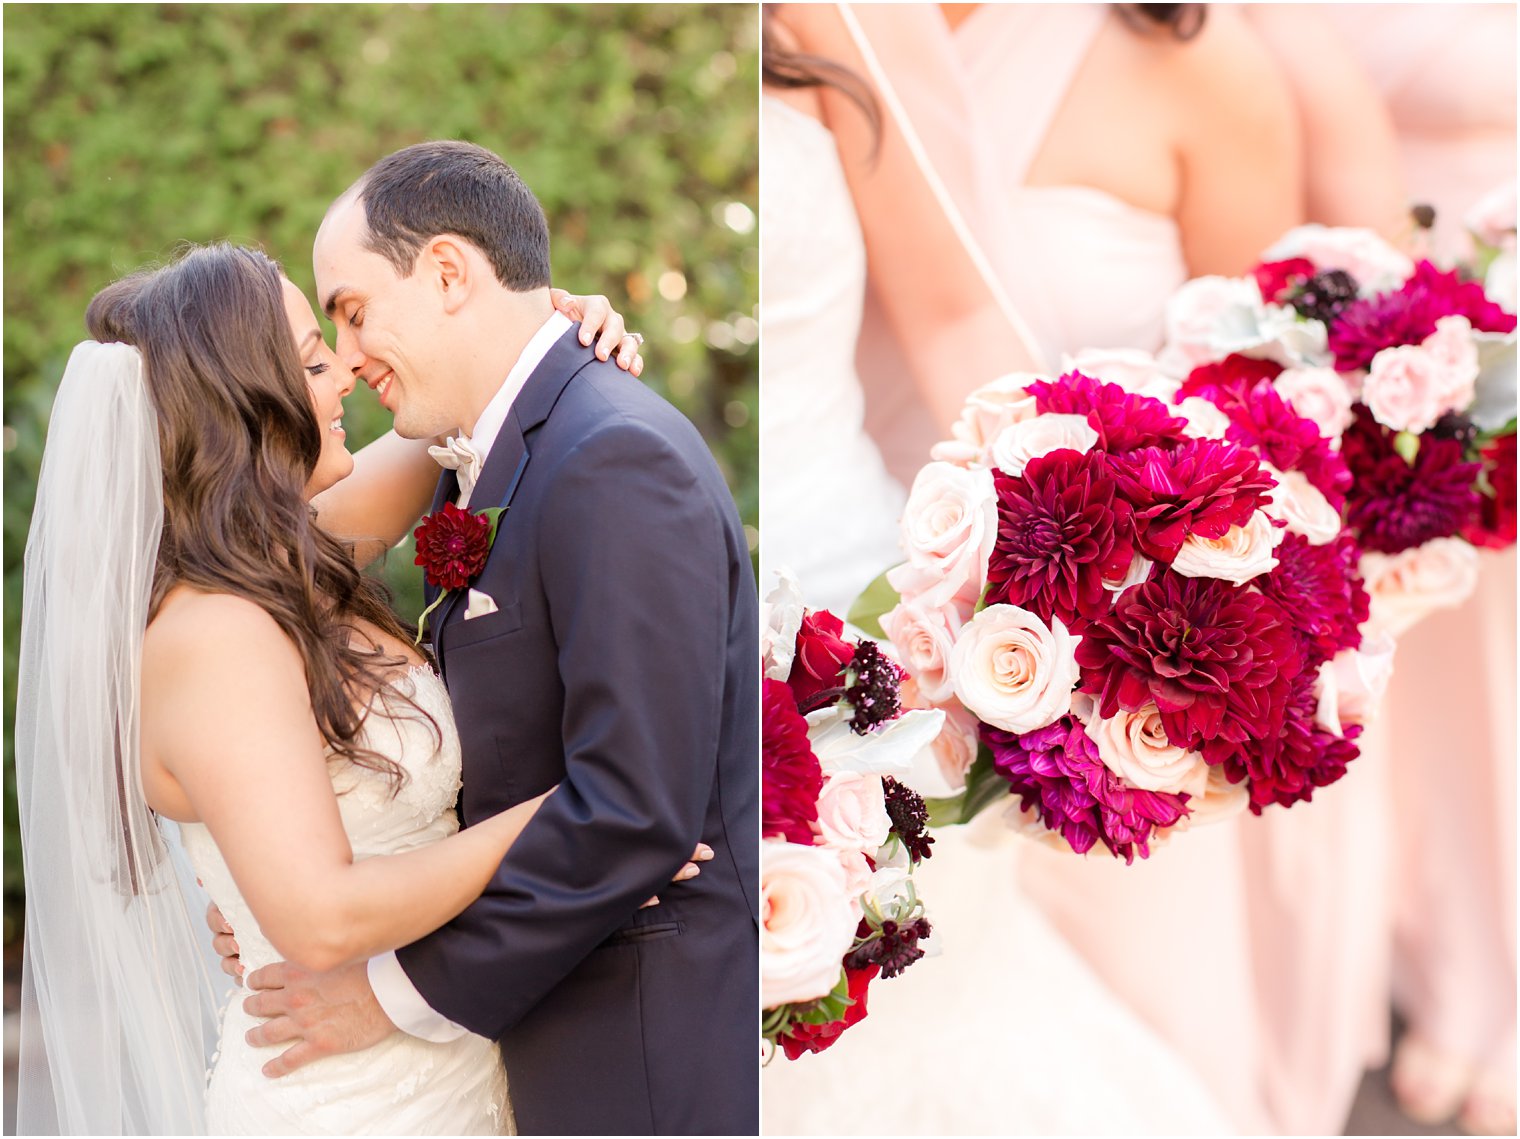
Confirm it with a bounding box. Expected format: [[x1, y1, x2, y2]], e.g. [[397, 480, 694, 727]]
[[241, 960, 399, 1078]]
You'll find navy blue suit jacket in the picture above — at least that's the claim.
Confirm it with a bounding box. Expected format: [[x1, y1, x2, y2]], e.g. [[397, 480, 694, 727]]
[[396, 328, 759, 1135]]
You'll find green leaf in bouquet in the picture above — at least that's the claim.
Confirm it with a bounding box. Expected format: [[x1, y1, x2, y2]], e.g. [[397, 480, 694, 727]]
[[845, 567, 900, 639], [924, 743, 1006, 827], [1469, 332, 1518, 433]]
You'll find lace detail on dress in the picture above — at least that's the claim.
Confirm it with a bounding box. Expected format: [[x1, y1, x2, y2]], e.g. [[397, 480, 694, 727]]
[[180, 666, 512, 1135]]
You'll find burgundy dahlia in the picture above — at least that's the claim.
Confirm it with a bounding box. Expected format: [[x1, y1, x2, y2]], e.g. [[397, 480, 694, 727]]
[[986, 449, 1136, 634], [1252, 257, 1317, 305], [983, 718, 1188, 864], [1256, 533, 1370, 668], [1464, 433, 1518, 550], [413, 501, 495, 591], [1027, 371, 1191, 455], [1107, 438, 1278, 562], [762, 679, 824, 846], [1230, 669, 1362, 812], [1075, 571, 1304, 767], [1341, 407, 1483, 553], [789, 609, 855, 711], [1329, 260, 1518, 372]]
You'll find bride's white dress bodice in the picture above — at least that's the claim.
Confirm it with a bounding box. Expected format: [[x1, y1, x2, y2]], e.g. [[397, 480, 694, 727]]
[[758, 95, 907, 616], [180, 666, 511, 1135]]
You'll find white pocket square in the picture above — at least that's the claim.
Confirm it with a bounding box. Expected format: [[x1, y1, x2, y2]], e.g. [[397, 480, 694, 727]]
[[463, 588, 499, 620]]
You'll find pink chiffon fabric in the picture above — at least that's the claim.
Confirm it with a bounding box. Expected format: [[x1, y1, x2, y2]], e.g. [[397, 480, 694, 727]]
[[1329, 0, 1518, 1090]]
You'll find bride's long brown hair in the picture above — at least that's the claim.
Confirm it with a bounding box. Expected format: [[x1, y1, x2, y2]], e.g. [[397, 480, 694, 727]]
[[86, 242, 430, 787]]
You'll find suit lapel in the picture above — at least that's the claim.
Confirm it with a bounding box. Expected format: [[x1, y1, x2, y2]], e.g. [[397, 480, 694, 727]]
[[430, 325, 592, 672]]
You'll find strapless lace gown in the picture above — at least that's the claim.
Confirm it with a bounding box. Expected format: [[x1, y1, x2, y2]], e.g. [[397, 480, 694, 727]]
[[180, 666, 512, 1135]]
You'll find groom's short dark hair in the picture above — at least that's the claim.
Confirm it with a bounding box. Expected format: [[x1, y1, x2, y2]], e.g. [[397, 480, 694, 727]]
[[351, 140, 552, 291]]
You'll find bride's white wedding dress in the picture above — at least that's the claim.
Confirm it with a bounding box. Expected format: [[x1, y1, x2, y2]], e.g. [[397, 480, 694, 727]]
[[759, 93, 1231, 1135], [180, 665, 512, 1135]]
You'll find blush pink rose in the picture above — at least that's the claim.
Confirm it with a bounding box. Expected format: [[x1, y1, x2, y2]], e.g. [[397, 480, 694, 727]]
[[950, 603, 1079, 733], [889, 462, 996, 610], [1363, 344, 1446, 433], [988, 413, 1100, 477], [1262, 464, 1342, 546], [1273, 366, 1356, 441], [1072, 693, 1210, 798], [760, 839, 859, 1008], [814, 771, 892, 854], [1176, 764, 1250, 829], [1169, 510, 1284, 584], [1314, 633, 1396, 737], [1421, 315, 1480, 416], [1359, 538, 1481, 637], [880, 598, 962, 705]]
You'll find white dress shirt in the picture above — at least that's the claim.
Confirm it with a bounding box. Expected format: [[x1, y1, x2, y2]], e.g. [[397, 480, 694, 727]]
[[368, 309, 573, 1042]]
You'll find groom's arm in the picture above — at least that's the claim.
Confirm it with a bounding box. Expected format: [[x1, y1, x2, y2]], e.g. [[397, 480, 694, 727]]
[[393, 412, 732, 1039]]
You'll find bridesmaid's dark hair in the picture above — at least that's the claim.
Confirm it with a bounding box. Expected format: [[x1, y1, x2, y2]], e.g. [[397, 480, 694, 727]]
[[1115, 4, 1207, 41], [761, 5, 881, 151]]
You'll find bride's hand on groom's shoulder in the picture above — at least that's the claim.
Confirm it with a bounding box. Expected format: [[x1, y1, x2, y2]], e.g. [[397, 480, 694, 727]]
[[549, 288, 646, 376], [240, 960, 398, 1079]]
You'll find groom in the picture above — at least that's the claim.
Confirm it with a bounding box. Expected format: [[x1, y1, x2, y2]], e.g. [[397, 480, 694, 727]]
[[238, 141, 759, 1135]]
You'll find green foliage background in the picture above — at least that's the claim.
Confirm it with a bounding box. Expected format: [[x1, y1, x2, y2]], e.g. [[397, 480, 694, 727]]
[[1, 3, 759, 943]]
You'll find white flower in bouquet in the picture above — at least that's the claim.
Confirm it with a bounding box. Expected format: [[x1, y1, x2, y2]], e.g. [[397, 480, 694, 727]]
[[1160, 275, 1330, 373], [988, 413, 1100, 476], [1314, 633, 1397, 738], [1171, 395, 1233, 440], [1262, 223, 1414, 295], [1362, 316, 1479, 434], [929, 373, 1042, 468], [1359, 538, 1482, 637], [814, 771, 892, 854], [761, 568, 805, 682], [760, 839, 860, 1007], [880, 598, 962, 705], [889, 462, 997, 610], [1071, 692, 1210, 799], [949, 603, 1080, 733], [1169, 510, 1284, 585], [1272, 365, 1356, 441], [1261, 464, 1342, 546], [804, 704, 946, 778], [1062, 347, 1180, 402]]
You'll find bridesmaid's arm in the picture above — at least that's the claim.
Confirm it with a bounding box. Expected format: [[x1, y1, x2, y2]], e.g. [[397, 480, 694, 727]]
[[1243, 4, 1408, 236], [311, 291, 646, 566], [1166, 5, 1306, 276], [777, 3, 1043, 435]]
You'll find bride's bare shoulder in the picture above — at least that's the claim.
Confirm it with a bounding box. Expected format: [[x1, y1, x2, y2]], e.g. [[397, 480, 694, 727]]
[[143, 586, 303, 692]]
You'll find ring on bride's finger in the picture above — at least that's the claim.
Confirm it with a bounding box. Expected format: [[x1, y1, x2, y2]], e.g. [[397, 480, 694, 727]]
[[629, 332, 644, 345]]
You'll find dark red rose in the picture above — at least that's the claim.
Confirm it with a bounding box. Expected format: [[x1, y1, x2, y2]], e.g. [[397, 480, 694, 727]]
[[1252, 257, 1317, 304], [1464, 433, 1518, 549], [789, 609, 855, 709], [762, 679, 824, 846], [413, 501, 495, 591], [777, 964, 880, 1060]]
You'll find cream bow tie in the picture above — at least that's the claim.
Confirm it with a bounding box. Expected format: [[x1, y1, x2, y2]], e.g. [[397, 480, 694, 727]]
[[427, 434, 484, 504]]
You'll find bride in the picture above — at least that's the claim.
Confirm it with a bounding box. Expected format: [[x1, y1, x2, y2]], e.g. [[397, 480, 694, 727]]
[[14, 241, 693, 1135]]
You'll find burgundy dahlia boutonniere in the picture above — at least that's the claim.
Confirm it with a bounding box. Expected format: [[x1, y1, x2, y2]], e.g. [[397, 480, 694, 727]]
[[412, 501, 504, 641]]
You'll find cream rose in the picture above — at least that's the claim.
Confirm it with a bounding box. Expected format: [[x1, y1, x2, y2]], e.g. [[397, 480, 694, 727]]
[[1072, 693, 1210, 798], [1273, 366, 1355, 441], [1314, 633, 1396, 737], [950, 604, 1079, 733], [1360, 538, 1481, 637], [1363, 344, 1446, 433], [836, 848, 875, 917], [930, 374, 1042, 467], [1178, 764, 1251, 829], [880, 598, 962, 705], [1172, 395, 1232, 440], [988, 413, 1100, 477], [1063, 347, 1180, 402], [760, 840, 859, 1008], [1169, 510, 1283, 584], [1261, 464, 1342, 546], [890, 462, 996, 610], [814, 771, 892, 854]]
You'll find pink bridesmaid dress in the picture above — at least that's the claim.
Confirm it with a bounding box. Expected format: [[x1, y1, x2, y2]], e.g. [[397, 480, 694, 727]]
[[1328, 1, 1518, 1116]]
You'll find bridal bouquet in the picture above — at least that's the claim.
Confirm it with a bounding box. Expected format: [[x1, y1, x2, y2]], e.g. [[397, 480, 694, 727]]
[[858, 362, 1380, 863], [1159, 220, 1517, 636], [760, 571, 944, 1059]]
